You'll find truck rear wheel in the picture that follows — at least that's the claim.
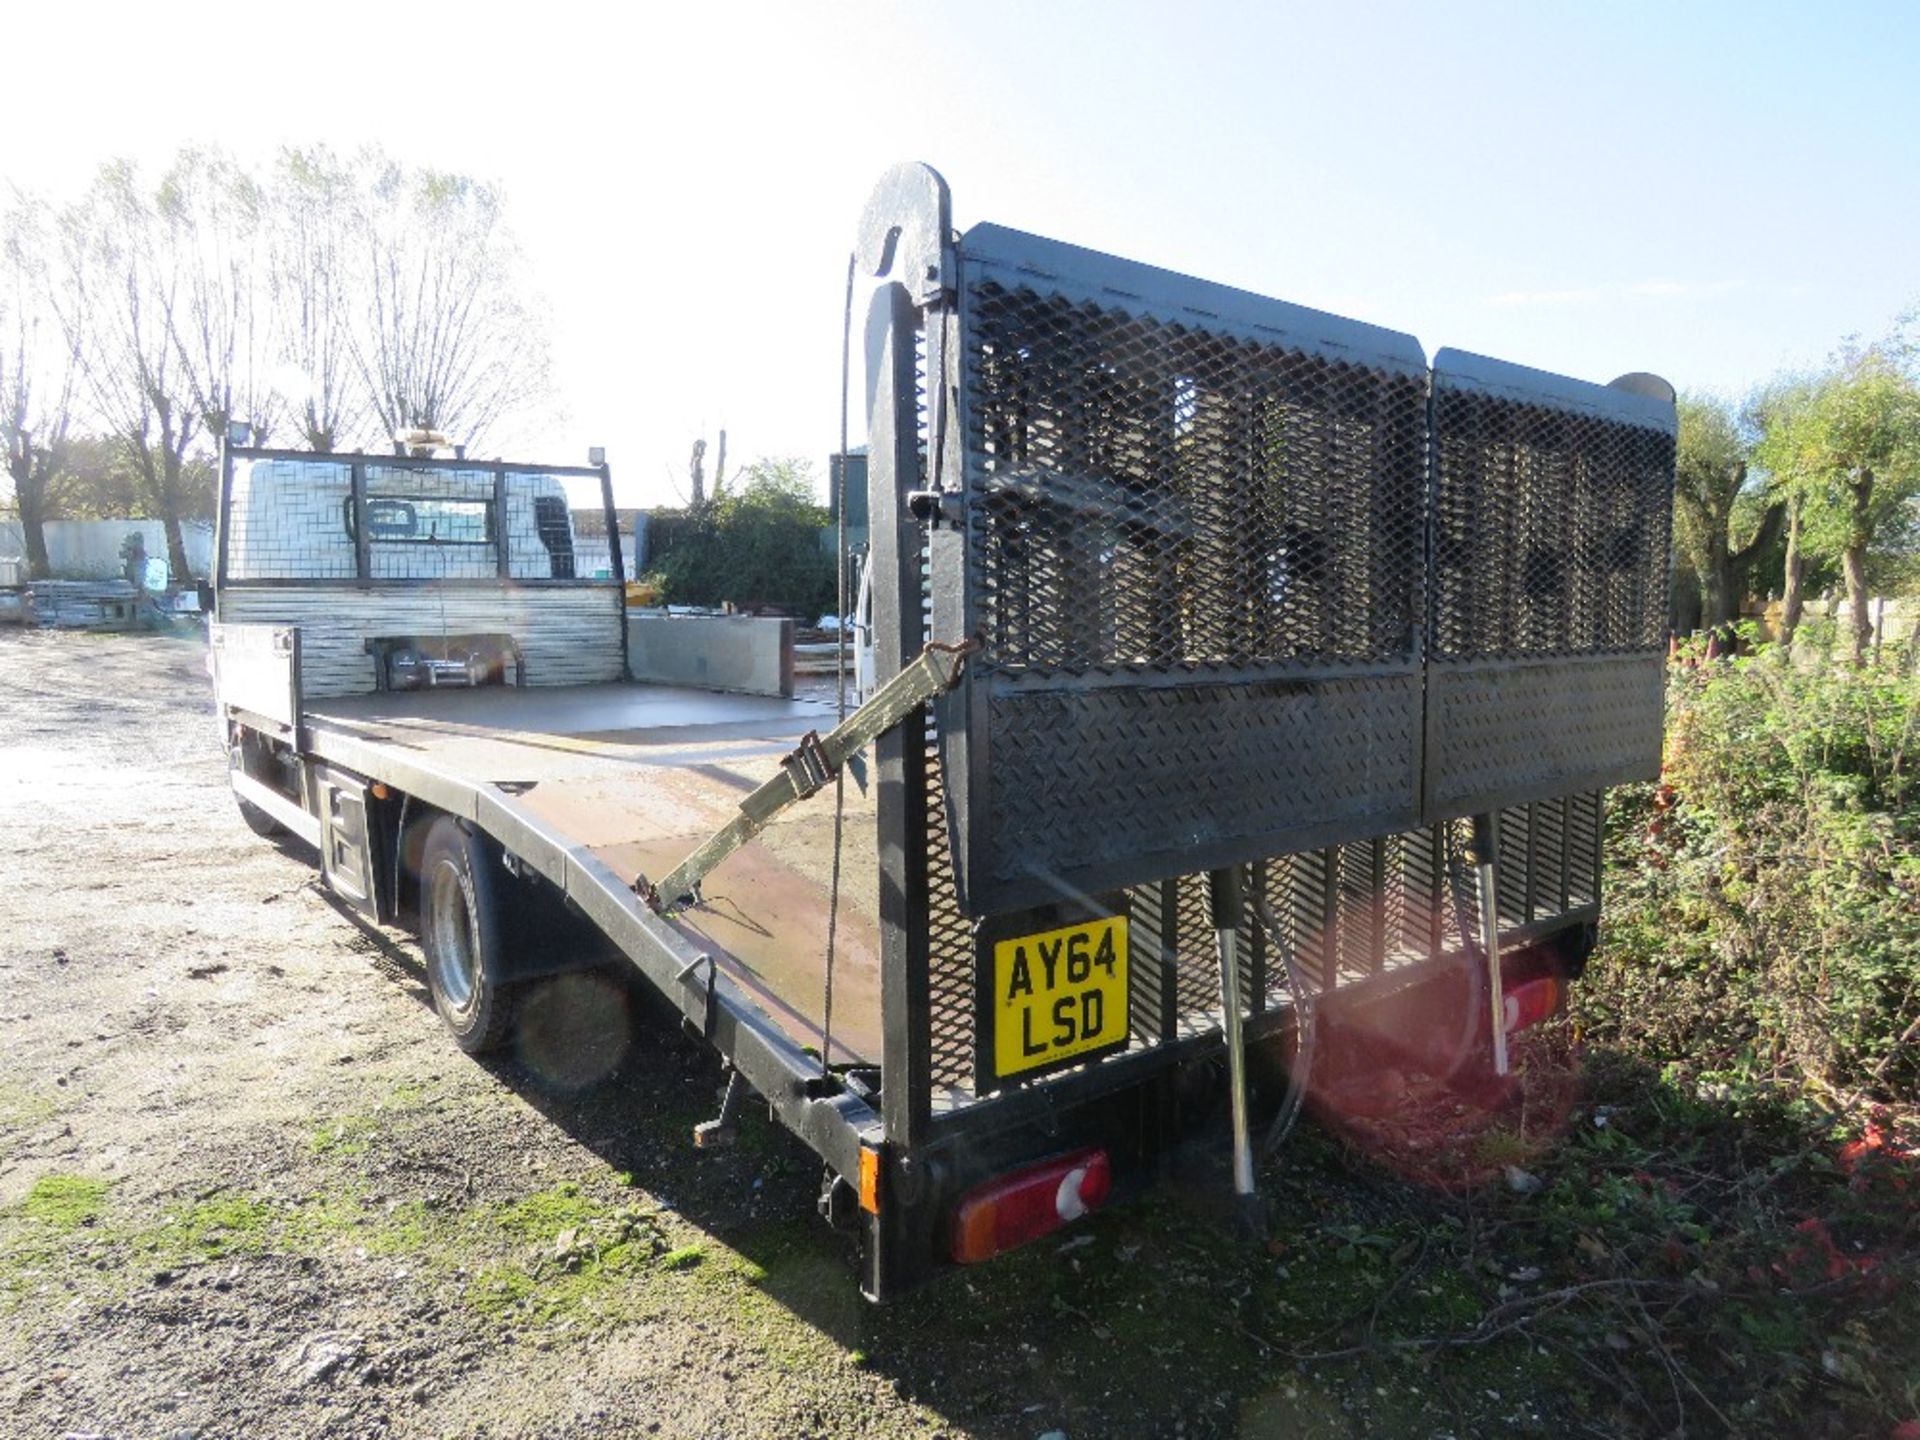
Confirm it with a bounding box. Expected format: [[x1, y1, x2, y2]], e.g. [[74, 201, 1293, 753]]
[[236, 794, 283, 839], [229, 742, 284, 838], [421, 816, 517, 1054]]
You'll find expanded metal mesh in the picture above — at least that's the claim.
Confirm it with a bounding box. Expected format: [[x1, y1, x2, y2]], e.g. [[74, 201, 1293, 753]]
[[904, 232, 1670, 1093], [946, 260, 1430, 910], [1428, 390, 1675, 662], [1173, 874, 1221, 1027], [1127, 883, 1175, 1049], [220, 456, 617, 585], [924, 710, 976, 1093], [1422, 375, 1676, 818], [962, 281, 1426, 673], [929, 793, 1607, 1098]]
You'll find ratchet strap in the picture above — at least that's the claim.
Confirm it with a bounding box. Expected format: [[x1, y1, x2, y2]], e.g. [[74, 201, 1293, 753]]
[[635, 638, 977, 914]]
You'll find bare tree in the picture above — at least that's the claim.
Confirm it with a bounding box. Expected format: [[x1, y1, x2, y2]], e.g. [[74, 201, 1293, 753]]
[[1, 192, 82, 578], [348, 156, 551, 451], [157, 148, 279, 451], [58, 161, 204, 583], [688, 429, 727, 511], [269, 147, 360, 450]]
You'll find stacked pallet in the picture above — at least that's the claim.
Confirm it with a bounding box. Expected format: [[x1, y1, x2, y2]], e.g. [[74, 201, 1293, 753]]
[[28, 580, 142, 631]]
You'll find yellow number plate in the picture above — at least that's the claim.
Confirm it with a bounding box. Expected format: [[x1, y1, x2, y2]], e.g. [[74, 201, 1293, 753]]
[[992, 916, 1129, 1080]]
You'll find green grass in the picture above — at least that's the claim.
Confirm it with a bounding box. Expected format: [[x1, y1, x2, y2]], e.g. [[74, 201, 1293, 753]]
[[16, 1175, 111, 1229], [309, 1114, 380, 1156], [658, 1244, 704, 1272], [307, 1080, 436, 1158]]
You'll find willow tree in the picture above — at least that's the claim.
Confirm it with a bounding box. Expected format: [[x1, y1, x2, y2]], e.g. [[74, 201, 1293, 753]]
[[0, 194, 81, 578], [58, 162, 204, 582], [1759, 337, 1920, 661], [348, 158, 551, 450], [1671, 391, 1785, 632], [158, 148, 280, 452], [269, 147, 360, 451]]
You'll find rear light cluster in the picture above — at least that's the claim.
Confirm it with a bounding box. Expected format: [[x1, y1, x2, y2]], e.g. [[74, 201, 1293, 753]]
[[1503, 975, 1562, 1035], [943, 969, 1561, 1268], [951, 1148, 1111, 1265]]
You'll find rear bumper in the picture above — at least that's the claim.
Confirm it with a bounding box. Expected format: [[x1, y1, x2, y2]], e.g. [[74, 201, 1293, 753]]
[[858, 928, 1590, 1300]]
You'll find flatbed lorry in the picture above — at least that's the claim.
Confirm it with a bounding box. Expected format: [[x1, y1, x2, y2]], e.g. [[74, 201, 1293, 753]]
[[210, 163, 1678, 1299]]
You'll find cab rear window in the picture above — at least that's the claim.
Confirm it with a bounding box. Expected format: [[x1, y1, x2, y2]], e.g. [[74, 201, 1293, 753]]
[[344, 496, 495, 544]]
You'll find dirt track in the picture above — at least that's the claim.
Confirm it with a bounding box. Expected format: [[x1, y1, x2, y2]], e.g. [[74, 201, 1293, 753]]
[[0, 627, 1574, 1440]]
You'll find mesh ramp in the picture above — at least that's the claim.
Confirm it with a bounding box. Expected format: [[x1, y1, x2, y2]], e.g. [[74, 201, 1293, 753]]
[[937, 225, 1433, 916]]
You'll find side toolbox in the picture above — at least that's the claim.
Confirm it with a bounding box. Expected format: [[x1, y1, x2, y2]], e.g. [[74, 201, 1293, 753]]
[[314, 766, 383, 921]]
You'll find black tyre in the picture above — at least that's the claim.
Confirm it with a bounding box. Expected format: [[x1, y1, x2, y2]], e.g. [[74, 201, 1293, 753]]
[[229, 743, 284, 838], [236, 794, 283, 839], [420, 816, 517, 1054]]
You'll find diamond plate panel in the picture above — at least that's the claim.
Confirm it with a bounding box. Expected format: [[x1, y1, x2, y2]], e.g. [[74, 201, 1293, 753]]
[[1425, 654, 1664, 820], [977, 674, 1421, 909]]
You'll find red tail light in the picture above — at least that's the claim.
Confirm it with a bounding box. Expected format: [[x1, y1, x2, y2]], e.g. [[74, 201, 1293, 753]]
[[1503, 975, 1562, 1035], [951, 1148, 1111, 1264]]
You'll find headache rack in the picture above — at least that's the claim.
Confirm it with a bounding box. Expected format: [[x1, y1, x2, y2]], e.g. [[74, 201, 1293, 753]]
[[844, 164, 1674, 1291]]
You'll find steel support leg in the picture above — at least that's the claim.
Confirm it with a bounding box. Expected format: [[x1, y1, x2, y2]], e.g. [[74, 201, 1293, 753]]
[[1210, 867, 1256, 1203], [1469, 813, 1510, 1078], [693, 1068, 747, 1149]]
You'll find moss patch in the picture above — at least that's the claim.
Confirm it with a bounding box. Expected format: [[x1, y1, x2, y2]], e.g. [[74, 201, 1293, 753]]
[[454, 1182, 688, 1327], [658, 1244, 704, 1272], [307, 1080, 437, 1158], [17, 1175, 111, 1230], [492, 1182, 605, 1243], [309, 1114, 380, 1156]]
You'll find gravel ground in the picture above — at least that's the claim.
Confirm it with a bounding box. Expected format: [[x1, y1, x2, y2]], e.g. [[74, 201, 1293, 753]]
[[0, 627, 1562, 1440]]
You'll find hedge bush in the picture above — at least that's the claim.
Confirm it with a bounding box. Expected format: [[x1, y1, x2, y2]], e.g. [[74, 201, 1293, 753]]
[[646, 462, 836, 618], [1576, 636, 1920, 1099]]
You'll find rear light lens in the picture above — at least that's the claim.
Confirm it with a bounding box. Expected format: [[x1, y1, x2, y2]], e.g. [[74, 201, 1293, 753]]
[[1503, 975, 1562, 1035], [951, 1148, 1111, 1265]]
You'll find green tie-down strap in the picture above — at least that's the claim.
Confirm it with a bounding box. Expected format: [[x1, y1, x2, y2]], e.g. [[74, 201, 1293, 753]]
[[635, 638, 978, 914]]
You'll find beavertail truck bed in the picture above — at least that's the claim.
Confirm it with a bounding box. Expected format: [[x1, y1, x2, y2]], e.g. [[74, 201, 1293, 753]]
[[212, 164, 1678, 1300]]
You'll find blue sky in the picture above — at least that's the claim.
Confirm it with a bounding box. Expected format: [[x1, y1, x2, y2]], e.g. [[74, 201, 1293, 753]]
[[6, 1, 1916, 504]]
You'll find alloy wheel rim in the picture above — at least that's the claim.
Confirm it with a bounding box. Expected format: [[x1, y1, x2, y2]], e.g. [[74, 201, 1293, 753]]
[[429, 859, 480, 1015]]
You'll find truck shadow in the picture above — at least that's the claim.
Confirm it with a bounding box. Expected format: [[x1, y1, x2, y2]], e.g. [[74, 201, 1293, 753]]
[[310, 892, 1653, 1438], [404, 961, 1444, 1440]]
